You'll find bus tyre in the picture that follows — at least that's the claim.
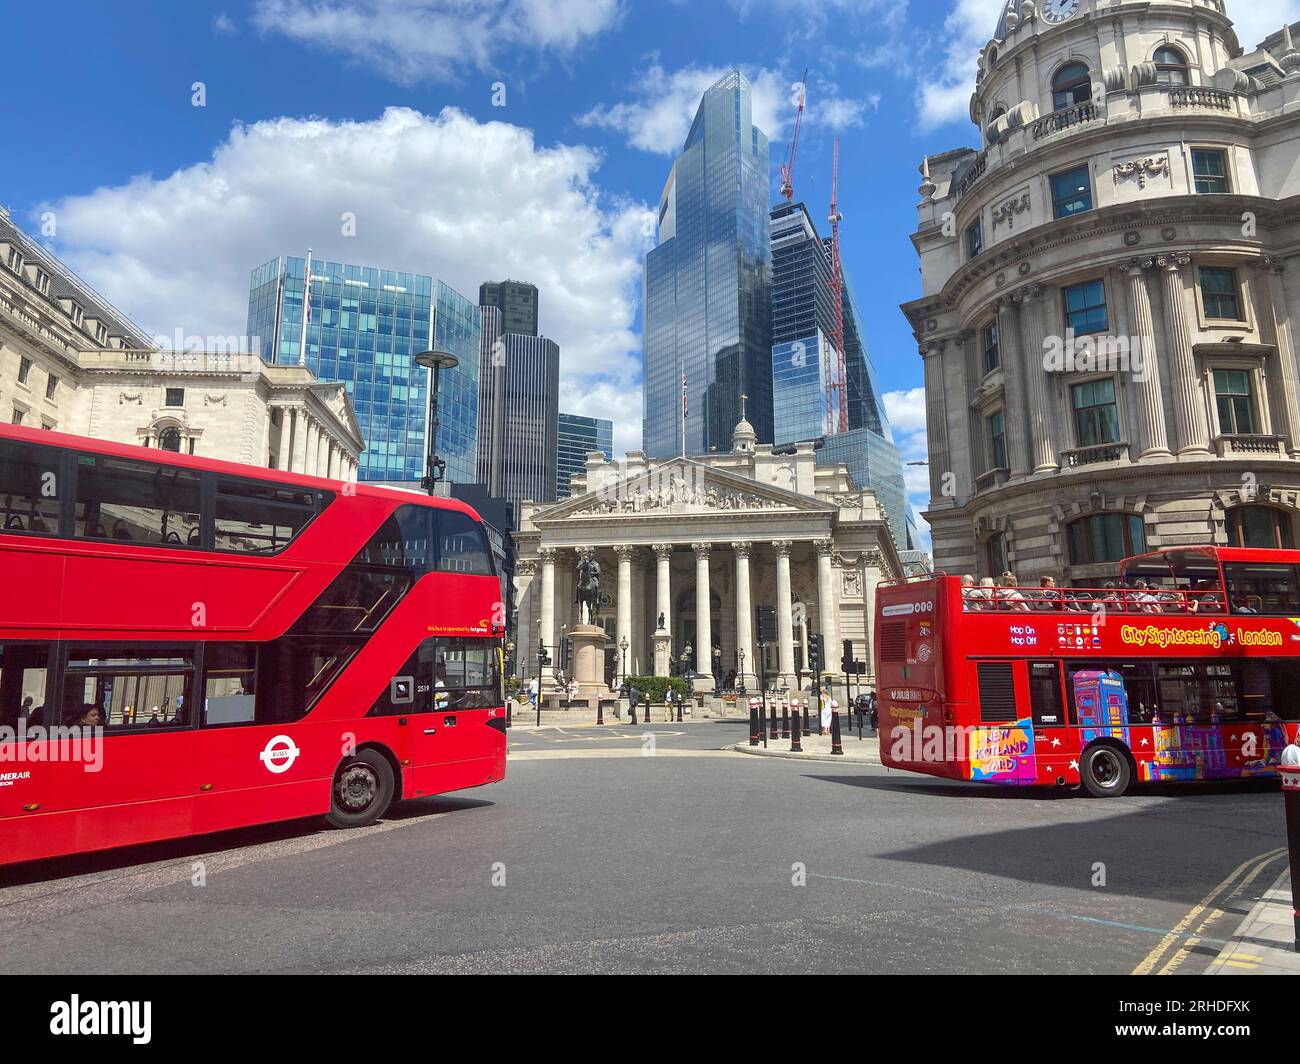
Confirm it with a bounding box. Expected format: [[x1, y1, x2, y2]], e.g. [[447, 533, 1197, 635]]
[[1080, 744, 1131, 798], [327, 750, 395, 828]]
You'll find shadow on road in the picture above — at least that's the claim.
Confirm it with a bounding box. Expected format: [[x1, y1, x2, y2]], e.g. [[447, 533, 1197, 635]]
[[0, 795, 493, 887]]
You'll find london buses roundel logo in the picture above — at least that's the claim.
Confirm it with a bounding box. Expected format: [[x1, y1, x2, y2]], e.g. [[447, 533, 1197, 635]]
[[259, 735, 301, 775]]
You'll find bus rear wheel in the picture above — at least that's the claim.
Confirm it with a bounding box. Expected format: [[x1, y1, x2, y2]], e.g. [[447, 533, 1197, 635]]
[[1079, 744, 1131, 798], [327, 750, 395, 828]]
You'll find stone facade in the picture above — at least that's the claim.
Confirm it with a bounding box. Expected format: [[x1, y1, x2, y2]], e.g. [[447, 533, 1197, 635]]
[[0, 209, 361, 476], [903, 0, 1300, 584], [512, 417, 901, 694]]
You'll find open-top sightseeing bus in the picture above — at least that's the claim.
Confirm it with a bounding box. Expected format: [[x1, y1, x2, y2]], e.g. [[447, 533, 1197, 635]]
[[875, 546, 1300, 796], [0, 423, 507, 865]]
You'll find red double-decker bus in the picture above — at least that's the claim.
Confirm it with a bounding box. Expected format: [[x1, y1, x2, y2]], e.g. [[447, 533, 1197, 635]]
[[0, 424, 507, 865], [875, 546, 1300, 797]]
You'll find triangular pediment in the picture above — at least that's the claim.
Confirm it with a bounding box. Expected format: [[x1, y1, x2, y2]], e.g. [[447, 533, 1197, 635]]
[[533, 457, 833, 524]]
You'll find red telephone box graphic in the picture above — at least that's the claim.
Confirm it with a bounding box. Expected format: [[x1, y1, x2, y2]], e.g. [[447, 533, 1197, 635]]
[[1073, 669, 1128, 727]]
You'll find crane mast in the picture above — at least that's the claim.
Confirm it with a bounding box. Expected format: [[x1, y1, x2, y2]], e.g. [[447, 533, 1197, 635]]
[[779, 69, 808, 203], [827, 138, 848, 433]]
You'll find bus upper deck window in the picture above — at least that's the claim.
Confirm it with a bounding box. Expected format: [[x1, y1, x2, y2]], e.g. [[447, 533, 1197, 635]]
[[436, 511, 492, 575]]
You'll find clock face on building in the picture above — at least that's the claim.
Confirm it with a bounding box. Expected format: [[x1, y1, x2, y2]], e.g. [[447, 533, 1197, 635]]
[[1041, 0, 1079, 23]]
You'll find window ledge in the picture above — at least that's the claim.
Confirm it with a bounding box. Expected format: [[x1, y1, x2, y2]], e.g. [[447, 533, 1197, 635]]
[[1062, 441, 1130, 467]]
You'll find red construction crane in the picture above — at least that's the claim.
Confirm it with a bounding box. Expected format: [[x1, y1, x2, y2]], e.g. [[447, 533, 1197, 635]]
[[827, 137, 848, 434], [779, 69, 808, 203]]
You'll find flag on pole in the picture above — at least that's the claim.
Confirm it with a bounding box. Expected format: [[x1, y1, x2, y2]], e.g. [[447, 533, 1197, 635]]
[[298, 248, 313, 368], [681, 368, 688, 416]]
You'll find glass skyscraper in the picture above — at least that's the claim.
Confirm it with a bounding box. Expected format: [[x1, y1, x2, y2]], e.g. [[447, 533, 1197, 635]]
[[768, 202, 912, 549], [557, 412, 613, 498], [642, 70, 773, 457], [246, 256, 479, 484]]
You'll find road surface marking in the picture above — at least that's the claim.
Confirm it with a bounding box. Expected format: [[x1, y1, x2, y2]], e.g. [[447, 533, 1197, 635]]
[[1132, 847, 1284, 976]]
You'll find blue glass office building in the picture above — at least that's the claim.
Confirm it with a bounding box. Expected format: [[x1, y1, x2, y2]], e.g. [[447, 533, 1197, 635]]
[[642, 70, 773, 457], [768, 202, 912, 549], [557, 413, 613, 498], [247, 256, 479, 483]]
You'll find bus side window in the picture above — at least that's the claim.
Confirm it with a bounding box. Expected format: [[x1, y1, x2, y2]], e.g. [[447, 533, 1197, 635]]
[[1263, 659, 1300, 721], [203, 644, 258, 726], [75, 455, 201, 547], [212, 479, 321, 554], [0, 440, 62, 536], [440, 638, 500, 709], [435, 511, 493, 576], [257, 637, 360, 724], [0, 643, 50, 735], [1222, 562, 1300, 615]]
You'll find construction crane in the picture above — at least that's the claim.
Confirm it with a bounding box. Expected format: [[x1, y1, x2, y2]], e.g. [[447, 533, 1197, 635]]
[[826, 137, 848, 434], [779, 68, 808, 203]]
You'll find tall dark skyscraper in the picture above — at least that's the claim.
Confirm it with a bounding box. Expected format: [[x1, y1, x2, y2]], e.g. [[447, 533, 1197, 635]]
[[642, 70, 772, 457], [475, 302, 560, 504], [479, 279, 539, 337]]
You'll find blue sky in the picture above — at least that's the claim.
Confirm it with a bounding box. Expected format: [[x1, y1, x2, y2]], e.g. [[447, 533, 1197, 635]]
[[9, 0, 1297, 546]]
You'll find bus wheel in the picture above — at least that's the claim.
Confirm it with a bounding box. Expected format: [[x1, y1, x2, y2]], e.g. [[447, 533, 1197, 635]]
[[327, 750, 395, 828], [1079, 744, 1130, 798]]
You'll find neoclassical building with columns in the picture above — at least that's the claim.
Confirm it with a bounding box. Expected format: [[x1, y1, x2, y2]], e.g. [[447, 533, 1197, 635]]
[[904, 0, 1300, 582], [512, 417, 901, 694]]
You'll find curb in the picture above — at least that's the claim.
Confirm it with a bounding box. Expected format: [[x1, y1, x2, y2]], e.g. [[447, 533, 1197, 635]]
[[728, 742, 882, 765]]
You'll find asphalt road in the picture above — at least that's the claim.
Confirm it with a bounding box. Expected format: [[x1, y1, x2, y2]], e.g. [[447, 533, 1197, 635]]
[[0, 719, 1285, 974]]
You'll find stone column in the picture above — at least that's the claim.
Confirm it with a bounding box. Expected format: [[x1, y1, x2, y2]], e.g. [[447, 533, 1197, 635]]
[[1148, 253, 1211, 455], [1017, 283, 1059, 472], [732, 540, 754, 691], [996, 296, 1029, 477], [652, 542, 672, 676], [816, 538, 839, 684], [863, 550, 883, 685], [1124, 261, 1172, 459], [1263, 257, 1300, 457], [316, 430, 328, 478], [615, 544, 634, 684], [514, 559, 536, 679], [774, 540, 795, 688], [631, 551, 646, 675], [692, 542, 712, 674], [538, 547, 557, 685], [921, 340, 951, 497], [292, 409, 311, 473]]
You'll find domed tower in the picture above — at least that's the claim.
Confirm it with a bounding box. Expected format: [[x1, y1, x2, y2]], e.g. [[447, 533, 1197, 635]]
[[732, 395, 758, 454], [903, 0, 1300, 582]]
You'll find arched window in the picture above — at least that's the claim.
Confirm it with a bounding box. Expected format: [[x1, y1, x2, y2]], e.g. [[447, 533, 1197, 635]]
[[1051, 62, 1091, 111], [1226, 506, 1294, 549], [1067, 513, 1146, 565], [987, 48, 998, 69], [1153, 45, 1189, 86], [159, 427, 182, 452]]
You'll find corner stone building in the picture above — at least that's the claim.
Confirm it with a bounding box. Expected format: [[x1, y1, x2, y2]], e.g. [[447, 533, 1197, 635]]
[[904, 0, 1300, 583], [512, 417, 901, 694]]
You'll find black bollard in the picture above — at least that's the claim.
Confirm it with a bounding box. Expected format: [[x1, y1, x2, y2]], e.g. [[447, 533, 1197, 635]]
[[781, 702, 790, 739], [506, 698, 512, 730], [1281, 751, 1300, 950], [749, 702, 760, 746], [830, 709, 844, 755], [596, 700, 604, 726], [677, 699, 683, 723], [791, 704, 802, 753], [770, 704, 779, 742]]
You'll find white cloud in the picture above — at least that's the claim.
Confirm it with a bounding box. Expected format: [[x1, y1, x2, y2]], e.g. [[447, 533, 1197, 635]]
[[810, 93, 879, 131], [1231, 0, 1300, 51], [578, 62, 793, 154], [884, 386, 931, 547], [915, 0, 993, 132], [212, 12, 238, 34], [252, 0, 623, 85], [41, 106, 654, 454]]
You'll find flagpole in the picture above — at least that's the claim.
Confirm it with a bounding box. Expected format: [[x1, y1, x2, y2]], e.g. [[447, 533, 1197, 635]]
[[298, 248, 313, 368], [680, 362, 686, 458]]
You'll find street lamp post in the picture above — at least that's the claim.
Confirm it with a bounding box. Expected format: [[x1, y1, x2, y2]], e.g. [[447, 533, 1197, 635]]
[[737, 648, 746, 695], [505, 639, 516, 729], [413, 349, 460, 494], [619, 636, 629, 694]]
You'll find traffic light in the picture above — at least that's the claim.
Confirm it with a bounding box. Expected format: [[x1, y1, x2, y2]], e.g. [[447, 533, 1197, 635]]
[[809, 633, 824, 673], [538, 643, 551, 666], [841, 638, 853, 673]]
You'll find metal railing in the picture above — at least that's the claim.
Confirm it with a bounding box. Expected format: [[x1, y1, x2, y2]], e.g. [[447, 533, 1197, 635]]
[[1169, 87, 1232, 110], [1031, 102, 1098, 140], [1062, 441, 1129, 467], [960, 584, 1228, 615]]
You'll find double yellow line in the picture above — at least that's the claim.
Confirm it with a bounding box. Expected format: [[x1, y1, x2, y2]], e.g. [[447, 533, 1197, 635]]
[[1132, 847, 1287, 975]]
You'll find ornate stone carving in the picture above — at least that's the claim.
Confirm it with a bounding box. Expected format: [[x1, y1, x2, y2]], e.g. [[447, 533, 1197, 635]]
[[567, 477, 789, 515], [205, 393, 228, 406], [119, 392, 144, 404], [992, 191, 1030, 230], [575, 545, 596, 562], [772, 540, 793, 558], [814, 538, 835, 558], [842, 570, 863, 598], [1113, 155, 1169, 189], [1141, 252, 1191, 272], [538, 547, 558, 563], [730, 540, 752, 559], [652, 542, 673, 559], [613, 544, 636, 561], [691, 541, 712, 558], [516, 559, 538, 577]]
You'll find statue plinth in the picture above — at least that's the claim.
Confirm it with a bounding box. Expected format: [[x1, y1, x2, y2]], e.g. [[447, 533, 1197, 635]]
[[569, 624, 609, 702], [653, 630, 671, 677]]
